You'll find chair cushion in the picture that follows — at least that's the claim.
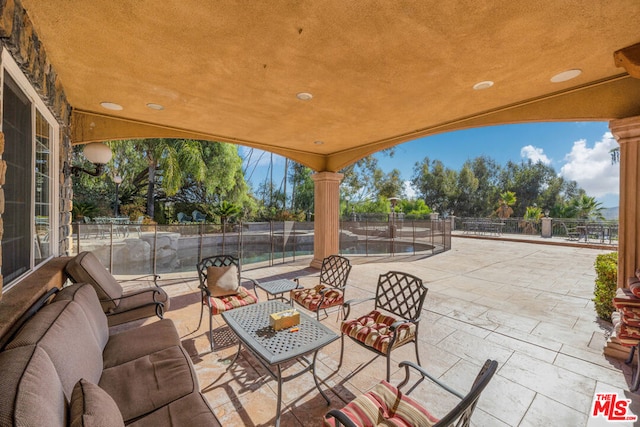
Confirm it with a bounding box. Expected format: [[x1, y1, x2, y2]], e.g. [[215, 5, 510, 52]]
[[291, 285, 344, 312], [323, 380, 438, 427], [206, 286, 257, 315], [69, 378, 125, 427], [65, 251, 123, 312], [341, 310, 416, 354], [207, 265, 240, 297]]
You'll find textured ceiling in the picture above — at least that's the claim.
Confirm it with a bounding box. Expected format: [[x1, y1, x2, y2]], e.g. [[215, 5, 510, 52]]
[[20, 0, 640, 171]]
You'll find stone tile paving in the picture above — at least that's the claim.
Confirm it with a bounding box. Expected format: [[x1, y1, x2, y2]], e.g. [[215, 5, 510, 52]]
[[115, 237, 639, 426]]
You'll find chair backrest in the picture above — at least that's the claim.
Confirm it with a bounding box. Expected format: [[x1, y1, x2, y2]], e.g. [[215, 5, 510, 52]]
[[434, 359, 498, 427], [65, 251, 124, 312], [319, 255, 352, 289], [375, 271, 427, 321], [196, 255, 241, 289]]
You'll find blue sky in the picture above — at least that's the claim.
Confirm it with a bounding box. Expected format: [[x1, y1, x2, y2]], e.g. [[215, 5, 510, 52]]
[[241, 121, 620, 208]]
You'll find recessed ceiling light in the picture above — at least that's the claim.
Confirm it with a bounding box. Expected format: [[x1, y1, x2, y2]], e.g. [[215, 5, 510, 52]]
[[473, 81, 494, 90], [100, 102, 123, 111], [551, 69, 582, 83], [314, 140, 324, 145], [296, 92, 313, 101], [146, 103, 164, 110]]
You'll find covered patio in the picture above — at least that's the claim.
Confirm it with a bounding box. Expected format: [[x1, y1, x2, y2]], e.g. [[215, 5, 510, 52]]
[[1, 2, 640, 426], [122, 237, 635, 426]]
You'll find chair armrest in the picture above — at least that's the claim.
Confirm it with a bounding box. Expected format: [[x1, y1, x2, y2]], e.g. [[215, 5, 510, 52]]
[[342, 296, 375, 318], [102, 287, 163, 304], [343, 296, 375, 307], [240, 276, 260, 302], [398, 360, 464, 399], [324, 410, 359, 427], [389, 316, 420, 331], [293, 274, 321, 286]]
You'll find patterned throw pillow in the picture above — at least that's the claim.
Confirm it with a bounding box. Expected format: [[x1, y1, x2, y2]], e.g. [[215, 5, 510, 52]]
[[69, 378, 124, 427], [630, 282, 640, 298], [207, 265, 240, 297]]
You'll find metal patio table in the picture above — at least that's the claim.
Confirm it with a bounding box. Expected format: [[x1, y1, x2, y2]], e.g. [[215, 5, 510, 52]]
[[222, 300, 338, 427], [255, 278, 300, 304]]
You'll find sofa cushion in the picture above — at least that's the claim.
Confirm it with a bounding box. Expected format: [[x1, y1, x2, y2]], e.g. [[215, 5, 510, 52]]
[[103, 319, 181, 369], [6, 299, 104, 399], [54, 283, 109, 349], [0, 345, 67, 427], [70, 378, 125, 427], [66, 251, 123, 312], [99, 345, 197, 422], [126, 393, 221, 427], [207, 265, 240, 296]]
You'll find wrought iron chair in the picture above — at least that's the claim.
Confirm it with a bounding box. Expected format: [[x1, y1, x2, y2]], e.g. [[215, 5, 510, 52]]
[[324, 359, 498, 427], [339, 271, 427, 381], [560, 222, 580, 241], [196, 255, 259, 351], [290, 255, 352, 320]]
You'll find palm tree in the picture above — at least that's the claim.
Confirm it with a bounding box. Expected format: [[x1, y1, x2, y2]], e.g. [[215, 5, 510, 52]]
[[521, 206, 543, 234], [569, 195, 605, 220], [134, 139, 207, 219], [495, 191, 517, 219], [214, 200, 241, 225]]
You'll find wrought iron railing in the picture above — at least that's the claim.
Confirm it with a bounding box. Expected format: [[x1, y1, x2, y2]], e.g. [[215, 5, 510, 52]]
[[454, 216, 618, 244], [71, 219, 452, 276]]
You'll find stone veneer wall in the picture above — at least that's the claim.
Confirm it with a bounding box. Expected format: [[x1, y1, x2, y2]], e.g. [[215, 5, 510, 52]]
[[0, 0, 73, 299]]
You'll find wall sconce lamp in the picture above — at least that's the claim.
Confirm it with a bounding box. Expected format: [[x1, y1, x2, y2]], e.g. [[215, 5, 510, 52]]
[[63, 142, 113, 177]]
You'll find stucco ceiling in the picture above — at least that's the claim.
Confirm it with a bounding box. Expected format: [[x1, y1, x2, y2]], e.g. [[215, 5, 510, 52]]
[[20, 0, 640, 171]]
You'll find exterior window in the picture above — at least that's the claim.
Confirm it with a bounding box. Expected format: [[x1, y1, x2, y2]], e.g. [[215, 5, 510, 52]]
[[2, 73, 32, 283], [35, 111, 52, 263], [1, 63, 58, 286]]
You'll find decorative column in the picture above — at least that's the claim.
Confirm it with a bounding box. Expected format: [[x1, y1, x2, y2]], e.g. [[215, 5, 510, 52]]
[[311, 172, 343, 269], [610, 115, 640, 288]]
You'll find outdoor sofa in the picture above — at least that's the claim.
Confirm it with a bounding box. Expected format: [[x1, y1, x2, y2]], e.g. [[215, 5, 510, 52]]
[[0, 282, 220, 426]]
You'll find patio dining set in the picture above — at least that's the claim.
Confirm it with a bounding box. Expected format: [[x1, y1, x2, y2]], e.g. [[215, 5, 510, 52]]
[[80, 216, 145, 239], [196, 253, 498, 426]]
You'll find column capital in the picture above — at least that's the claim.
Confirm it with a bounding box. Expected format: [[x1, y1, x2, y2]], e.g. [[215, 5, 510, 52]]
[[311, 171, 344, 183], [611, 115, 640, 142]]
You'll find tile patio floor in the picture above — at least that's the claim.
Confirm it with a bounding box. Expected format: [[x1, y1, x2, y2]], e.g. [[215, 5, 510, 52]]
[[115, 237, 639, 426]]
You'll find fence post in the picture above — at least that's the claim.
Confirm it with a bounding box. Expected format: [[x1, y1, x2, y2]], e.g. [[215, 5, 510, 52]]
[[109, 223, 114, 272]]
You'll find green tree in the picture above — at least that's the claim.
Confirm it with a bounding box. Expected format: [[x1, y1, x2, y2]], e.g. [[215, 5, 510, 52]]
[[412, 157, 457, 214], [290, 162, 314, 214], [466, 156, 501, 216], [451, 164, 479, 217], [377, 169, 405, 199]]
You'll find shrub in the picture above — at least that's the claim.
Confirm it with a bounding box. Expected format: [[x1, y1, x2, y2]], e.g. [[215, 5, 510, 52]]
[[593, 252, 618, 321]]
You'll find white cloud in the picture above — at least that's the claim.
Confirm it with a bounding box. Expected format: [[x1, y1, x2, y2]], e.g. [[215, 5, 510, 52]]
[[403, 180, 417, 199], [520, 145, 551, 165], [559, 132, 619, 198]]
